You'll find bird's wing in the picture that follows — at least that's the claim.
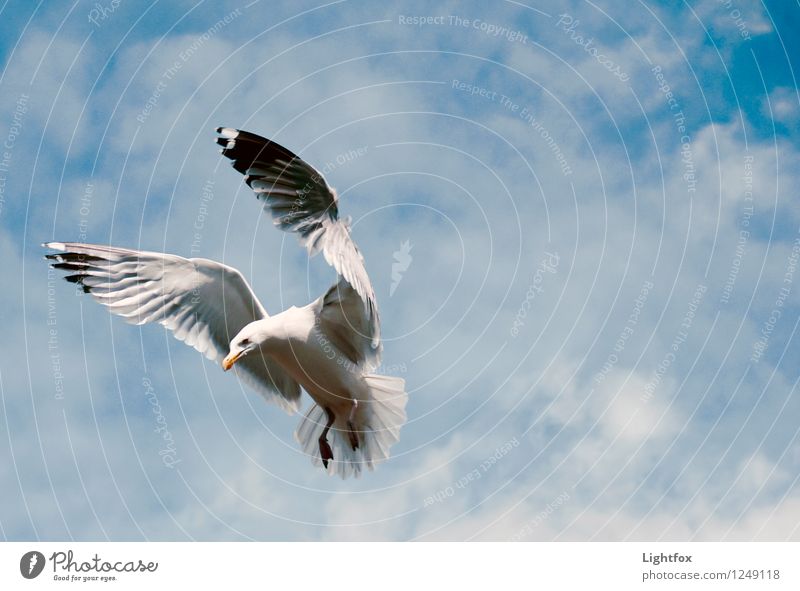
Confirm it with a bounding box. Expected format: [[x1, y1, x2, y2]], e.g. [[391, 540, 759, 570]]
[[314, 276, 381, 369], [44, 242, 301, 413], [215, 126, 381, 365]]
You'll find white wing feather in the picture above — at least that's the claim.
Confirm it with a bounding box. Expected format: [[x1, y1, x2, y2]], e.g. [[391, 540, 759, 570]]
[[44, 242, 301, 413]]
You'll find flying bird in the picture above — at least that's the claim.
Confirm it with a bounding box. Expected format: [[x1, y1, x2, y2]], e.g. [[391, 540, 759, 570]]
[[44, 127, 407, 478]]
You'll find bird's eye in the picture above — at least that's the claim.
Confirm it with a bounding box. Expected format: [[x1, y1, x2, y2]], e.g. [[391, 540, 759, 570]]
[[241, 338, 250, 346]]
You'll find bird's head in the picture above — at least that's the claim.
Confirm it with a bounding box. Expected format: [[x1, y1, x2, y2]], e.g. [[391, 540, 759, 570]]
[[222, 323, 269, 371]]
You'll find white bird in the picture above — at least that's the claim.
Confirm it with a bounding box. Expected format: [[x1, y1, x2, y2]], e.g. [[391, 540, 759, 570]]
[[45, 127, 407, 478]]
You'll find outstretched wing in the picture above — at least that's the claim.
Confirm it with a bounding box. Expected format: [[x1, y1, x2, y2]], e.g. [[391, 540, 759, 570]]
[[44, 242, 301, 413], [216, 126, 381, 364]]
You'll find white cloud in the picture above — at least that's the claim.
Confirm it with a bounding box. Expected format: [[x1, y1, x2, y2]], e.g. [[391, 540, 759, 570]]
[[764, 86, 800, 126]]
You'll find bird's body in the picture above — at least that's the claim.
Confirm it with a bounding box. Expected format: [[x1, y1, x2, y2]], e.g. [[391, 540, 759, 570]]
[[45, 127, 407, 478], [223, 291, 399, 473], [250, 305, 370, 425]]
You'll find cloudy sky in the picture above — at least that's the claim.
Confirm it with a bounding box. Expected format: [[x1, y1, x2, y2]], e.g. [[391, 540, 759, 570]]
[[1, 0, 799, 541]]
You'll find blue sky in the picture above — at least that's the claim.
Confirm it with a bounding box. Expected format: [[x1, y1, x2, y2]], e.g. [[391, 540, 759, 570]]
[[1, 0, 799, 541]]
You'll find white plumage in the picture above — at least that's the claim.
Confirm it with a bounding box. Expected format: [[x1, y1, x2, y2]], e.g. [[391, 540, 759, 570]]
[[45, 127, 407, 478]]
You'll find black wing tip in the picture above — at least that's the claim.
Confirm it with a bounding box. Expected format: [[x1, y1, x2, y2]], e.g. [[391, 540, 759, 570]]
[[215, 126, 238, 137], [50, 262, 86, 271], [213, 126, 298, 162]]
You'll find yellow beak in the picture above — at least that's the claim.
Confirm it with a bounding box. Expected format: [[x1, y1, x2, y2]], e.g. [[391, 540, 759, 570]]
[[222, 350, 244, 371]]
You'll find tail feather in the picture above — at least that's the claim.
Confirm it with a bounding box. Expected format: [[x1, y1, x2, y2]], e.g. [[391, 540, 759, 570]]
[[294, 374, 407, 478]]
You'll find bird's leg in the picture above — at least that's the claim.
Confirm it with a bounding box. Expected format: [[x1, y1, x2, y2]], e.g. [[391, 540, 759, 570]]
[[319, 406, 335, 469], [346, 399, 359, 451]]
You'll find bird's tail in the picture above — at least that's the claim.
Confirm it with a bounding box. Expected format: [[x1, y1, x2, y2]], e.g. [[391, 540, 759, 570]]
[[294, 374, 408, 478]]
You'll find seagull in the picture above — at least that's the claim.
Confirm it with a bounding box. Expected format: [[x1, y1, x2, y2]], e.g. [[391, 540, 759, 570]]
[[44, 127, 407, 478]]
